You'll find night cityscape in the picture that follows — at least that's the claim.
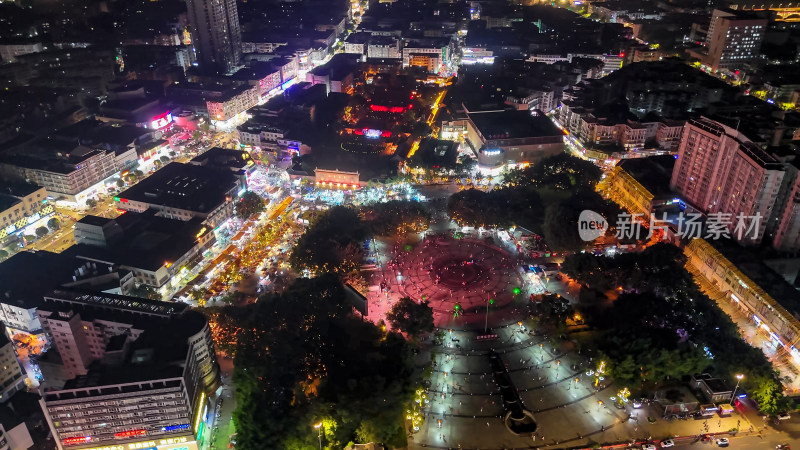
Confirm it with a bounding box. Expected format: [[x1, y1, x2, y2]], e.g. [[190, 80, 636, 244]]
[[0, 0, 800, 449]]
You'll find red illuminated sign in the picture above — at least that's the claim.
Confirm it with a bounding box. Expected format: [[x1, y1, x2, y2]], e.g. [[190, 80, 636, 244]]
[[369, 104, 409, 113], [114, 429, 147, 438], [63, 436, 92, 445]]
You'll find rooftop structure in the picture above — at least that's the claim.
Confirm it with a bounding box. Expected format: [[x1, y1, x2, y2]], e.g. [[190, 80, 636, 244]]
[[37, 295, 219, 450], [75, 210, 216, 292], [115, 162, 241, 227], [463, 110, 564, 168]]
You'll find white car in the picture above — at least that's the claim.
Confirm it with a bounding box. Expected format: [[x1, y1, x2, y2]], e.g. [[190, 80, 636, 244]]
[[643, 445, 657, 450], [716, 437, 730, 447], [777, 412, 791, 420], [661, 439, 675, 448]]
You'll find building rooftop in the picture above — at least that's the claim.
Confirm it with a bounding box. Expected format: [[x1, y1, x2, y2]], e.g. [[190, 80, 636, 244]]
[[617, 155, 675, 196], [468, 110, 562, 140], [190, 147, 253, 172], [0, 250, 83, 311], [117, 162, 238, 214], [77, 215, 113, 227], [75, 210, 212, 272], [45, 310, 208, 394]]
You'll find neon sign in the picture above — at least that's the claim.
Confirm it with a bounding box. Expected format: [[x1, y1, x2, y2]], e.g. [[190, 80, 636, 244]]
[[63, 436, 93, 445], [149, 112, 173, 129], [363, 129, 382, 138], [369, 104, 408, 113], [161, 424, 191, 432], [115, 429, 147, 438]]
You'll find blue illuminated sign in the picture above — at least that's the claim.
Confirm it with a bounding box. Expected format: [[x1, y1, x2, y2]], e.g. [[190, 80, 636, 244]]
[[162, 423, 191, 432]]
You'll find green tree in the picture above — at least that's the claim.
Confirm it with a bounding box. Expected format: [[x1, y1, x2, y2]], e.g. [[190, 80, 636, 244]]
[[290, 206, 367, 275], [0, 249, 8, 260], [116, 179, 125, 188], [128, 284, 161, 300], [35, 226, 48, 238], [192, 130, 201, 141], [86, 198, 98, 208], [229, 276, 414, 449], [386, 297, 434, 339], [47, 218, 60, 231], [542, 204, 585, 252], [235, 191, 267, 219], [561, 252, 610, 289], [360, 200, 431, 236], [160, 155, 170, 164], [751, 378, 788, 416]]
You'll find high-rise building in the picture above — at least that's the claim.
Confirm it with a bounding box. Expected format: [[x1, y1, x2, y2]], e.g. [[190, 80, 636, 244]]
[[704, 8, 766, 72], [670, 117, 785, 243], [185, 0, 242, 73], [37, 290, 220, 450]]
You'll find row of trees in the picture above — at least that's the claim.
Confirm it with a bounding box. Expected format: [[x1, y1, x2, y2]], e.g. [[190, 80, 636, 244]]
[[562, 244, 787, 414], [218, 275, 415, 449], [447, 153, 621, 251]]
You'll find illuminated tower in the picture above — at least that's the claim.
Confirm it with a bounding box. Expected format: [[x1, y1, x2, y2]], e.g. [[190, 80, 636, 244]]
[[185, 0, 242, 73]]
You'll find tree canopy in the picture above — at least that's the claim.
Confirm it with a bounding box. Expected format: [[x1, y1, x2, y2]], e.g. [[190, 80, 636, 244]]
[[386, 297, 434, 338], [446, 154, 618, 252], [235, 191, 267, 219], [227, 276, 415, 449], [360, 200, 431, 237], [570, 243, 782, 412], [290, 206, 368, 275]]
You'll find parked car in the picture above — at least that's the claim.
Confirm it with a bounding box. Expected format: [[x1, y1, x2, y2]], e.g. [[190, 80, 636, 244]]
[[716, 437, 730, 447], [642, 445, 657, 450], [661, 439, 675, 448], [777, 412, 791, 420]]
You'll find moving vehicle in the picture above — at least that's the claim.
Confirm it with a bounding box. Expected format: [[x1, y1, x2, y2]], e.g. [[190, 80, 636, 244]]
[[661, 439, 675, 448], [716, 437, 730, 447]]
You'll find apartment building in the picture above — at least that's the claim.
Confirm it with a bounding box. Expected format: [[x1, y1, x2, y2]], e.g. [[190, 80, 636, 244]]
[[670, 117, 785, 243], [38, 293, 219, 450]]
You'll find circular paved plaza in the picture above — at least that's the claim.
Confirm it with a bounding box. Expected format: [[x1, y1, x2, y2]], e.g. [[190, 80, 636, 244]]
[[396, 235, 521, 318]]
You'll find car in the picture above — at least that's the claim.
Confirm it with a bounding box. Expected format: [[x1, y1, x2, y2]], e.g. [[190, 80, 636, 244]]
[[642, 445, 657, 450], [776, 444, 791, 449], [661, 439, 675, 448], [716, 437, 730, 447], [777, 412, 791, 420]]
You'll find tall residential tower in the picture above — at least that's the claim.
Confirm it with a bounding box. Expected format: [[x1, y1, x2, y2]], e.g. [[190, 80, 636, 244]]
[[185, 0, 242, 73]]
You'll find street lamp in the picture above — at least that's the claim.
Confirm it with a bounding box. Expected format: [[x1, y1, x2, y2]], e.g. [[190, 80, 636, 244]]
[[313, 422, 323, 450], [731, 374, 744, 405]]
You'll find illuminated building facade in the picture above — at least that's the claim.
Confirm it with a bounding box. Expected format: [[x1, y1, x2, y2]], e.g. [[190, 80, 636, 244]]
[[704, 9, 766, 72], [38, 298, 219, 450], [0, 183, 51, 244], [685, 238, 800, 365], [464, 110, 564, 168], [185, 0, 241, 73], [597, 155, 676, 219], [205, 85, 259, 123], [0, 147, 117, 206], [670, 117, 784, 243], [314, 169, 361, 189]]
